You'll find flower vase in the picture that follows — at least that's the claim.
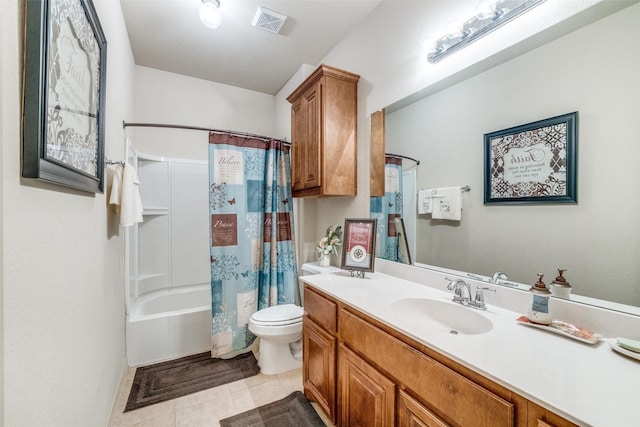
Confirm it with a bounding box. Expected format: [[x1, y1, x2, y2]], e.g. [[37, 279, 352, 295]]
[[319, 253, 331, 267]]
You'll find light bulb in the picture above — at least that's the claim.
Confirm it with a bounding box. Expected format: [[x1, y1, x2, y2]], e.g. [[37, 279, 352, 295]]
[[445, 19, 467, 40], [423, 38, 438, 54], [200, 1, 221, 29], [475, 0, 499, 20]]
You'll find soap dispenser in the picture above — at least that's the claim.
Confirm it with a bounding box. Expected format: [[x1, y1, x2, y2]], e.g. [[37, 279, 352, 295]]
[[549, 269, 572, 299], [527, 273, 552, 325]]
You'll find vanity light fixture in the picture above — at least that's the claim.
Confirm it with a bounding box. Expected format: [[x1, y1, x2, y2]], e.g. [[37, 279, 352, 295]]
[[426, 0, 545, 64], [200, 0, 222, 30]]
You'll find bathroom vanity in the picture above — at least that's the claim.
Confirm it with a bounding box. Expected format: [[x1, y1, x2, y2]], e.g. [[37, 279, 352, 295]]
[[301, 269, 640, 426]]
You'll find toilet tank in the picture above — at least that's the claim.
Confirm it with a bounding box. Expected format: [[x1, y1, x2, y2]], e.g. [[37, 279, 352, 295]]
[[299, 262, 341, 305], [301, 262, 342, 276]]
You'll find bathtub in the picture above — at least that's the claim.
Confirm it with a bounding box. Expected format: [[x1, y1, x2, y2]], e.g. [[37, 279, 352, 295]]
[[126, 285, 212, 366]]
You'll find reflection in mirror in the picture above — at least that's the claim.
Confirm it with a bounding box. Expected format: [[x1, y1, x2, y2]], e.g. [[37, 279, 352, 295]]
[[394, 217, 412, 265], [370, 156, 404, 263], [374, 3, 640, 312]]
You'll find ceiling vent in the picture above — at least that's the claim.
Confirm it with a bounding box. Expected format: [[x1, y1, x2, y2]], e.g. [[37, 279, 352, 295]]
[[251, 7, 287, 34]]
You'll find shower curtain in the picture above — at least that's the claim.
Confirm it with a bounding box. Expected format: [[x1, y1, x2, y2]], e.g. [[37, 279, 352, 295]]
[[208, 133, 298, 358], [370, 156, 404, 262]]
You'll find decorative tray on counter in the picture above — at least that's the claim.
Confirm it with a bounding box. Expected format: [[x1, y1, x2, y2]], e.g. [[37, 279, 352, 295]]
[[516, 316, 602, 344], [604, 338, 640, 361]]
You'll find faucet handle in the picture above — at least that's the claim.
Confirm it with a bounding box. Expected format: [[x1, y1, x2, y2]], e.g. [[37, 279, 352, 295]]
[[474, 286, 496, 308], [491, 272, 508, 283]]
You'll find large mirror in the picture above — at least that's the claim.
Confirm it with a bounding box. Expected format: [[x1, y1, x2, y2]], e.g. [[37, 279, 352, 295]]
[[373, 2, 640, 312]]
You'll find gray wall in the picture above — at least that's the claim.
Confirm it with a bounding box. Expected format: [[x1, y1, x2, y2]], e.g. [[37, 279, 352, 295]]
[[386, 4, 640, 305]]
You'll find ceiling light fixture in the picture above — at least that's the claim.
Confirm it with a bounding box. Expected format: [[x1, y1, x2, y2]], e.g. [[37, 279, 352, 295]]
[[200, 0, 221, 30], [426, 0, 545, 64]]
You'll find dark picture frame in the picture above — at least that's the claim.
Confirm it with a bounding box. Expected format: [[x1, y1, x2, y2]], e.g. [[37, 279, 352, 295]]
[[484, 112, 577, 205], [22, 0, 107, 193], [341, 218, 377, 274]]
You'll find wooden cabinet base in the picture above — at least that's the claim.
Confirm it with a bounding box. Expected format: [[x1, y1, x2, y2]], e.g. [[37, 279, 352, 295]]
[[302, 284, 578, 427]]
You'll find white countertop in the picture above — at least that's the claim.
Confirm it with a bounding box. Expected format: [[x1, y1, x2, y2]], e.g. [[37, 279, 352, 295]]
[[302, 270, 640, 427]]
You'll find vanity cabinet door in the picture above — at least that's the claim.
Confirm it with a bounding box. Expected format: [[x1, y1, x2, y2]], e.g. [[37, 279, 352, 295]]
[[303, 316, 336, 423], [338, 344, 396, 427], [527, 402, 578, 427], [398, 390, 449, 427]]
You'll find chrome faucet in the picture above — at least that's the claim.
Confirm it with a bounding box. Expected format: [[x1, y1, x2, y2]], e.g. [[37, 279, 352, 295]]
[[446, 278, 495, 310], [490, 272, 507, 284], [446, 279, 472, 305]]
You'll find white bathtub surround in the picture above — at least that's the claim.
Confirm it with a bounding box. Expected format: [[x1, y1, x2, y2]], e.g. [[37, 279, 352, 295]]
[[126, 285, 212, 366], [302, 265, 640, 426]]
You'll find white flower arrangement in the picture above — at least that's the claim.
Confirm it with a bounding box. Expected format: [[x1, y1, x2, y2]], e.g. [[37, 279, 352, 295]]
[[315, 225, 342, 256]]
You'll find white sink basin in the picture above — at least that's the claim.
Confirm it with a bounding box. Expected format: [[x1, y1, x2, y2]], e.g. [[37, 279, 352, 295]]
[[390, 298, 494, 335]]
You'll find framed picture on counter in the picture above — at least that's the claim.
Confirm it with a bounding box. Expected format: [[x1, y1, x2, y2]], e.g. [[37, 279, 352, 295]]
[[22, 0, 107, 193], [484, 112, 577, 205], [341, 218, 377, 274]]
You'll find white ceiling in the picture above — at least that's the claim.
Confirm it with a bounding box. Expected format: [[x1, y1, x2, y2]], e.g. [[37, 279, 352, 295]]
[[120, 0, 381, 95]]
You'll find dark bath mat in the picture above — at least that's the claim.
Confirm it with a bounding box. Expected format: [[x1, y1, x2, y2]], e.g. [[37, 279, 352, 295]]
[[219, 391, 326, 427], [125, 351, 259, 412]]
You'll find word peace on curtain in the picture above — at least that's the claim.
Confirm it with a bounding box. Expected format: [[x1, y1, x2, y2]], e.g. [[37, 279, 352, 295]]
[[208, 133, 298, 358]]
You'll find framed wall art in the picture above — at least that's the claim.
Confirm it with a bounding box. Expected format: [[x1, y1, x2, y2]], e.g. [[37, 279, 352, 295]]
[[341, 218, 377, 275], [484, 112, 577, 205], [22, 0, 107, 193]]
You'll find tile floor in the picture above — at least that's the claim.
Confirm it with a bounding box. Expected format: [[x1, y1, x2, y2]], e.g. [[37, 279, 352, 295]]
[[108, 360, 333, 427]]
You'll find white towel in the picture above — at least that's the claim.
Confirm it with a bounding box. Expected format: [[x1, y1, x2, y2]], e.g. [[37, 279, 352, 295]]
[[431, 186, 462, 221], [417, 188, 441, 214], [109, 162, 143, 227], [418, 188, 436, 215], [108, 164, 123, 211]]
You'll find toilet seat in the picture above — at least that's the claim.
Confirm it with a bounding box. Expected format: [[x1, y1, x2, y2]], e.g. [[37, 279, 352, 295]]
[[250, 304, 303, 327]]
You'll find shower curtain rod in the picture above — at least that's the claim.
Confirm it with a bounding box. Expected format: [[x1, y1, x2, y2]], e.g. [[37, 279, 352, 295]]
[[122, 121, 290, 146], [386, 152, 420, 166]]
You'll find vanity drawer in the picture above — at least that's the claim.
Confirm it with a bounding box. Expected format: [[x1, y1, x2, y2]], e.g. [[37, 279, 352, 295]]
[[340, 308, 515, 427], [304, 286, 337, 333]]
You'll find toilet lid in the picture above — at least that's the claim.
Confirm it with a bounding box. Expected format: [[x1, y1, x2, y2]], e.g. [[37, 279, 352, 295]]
[[251, 304, 303, 326]]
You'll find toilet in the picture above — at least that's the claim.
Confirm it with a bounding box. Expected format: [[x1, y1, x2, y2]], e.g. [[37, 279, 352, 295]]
[[248, 262, 341, 375]]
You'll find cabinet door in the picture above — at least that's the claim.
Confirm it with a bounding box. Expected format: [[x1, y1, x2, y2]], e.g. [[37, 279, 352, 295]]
[[290, 83, 321, 194], [303, 316, 336, 423], [338, 344, 395, 427], [527, 402, 578, 427], [398, 390, 449, 427], [290, 99, 305, 192], [301, 83, 321, 191]]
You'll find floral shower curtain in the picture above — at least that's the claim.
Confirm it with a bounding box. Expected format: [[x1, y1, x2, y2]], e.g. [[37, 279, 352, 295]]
[[370, 156, 404, 262], [208, 133, 298, 358]]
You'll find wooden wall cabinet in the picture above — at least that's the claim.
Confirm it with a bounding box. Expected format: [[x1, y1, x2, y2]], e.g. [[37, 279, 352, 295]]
[[287, 64, 360, 198], [370, 109, 386, 197], [303, 284, 578, 427]]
